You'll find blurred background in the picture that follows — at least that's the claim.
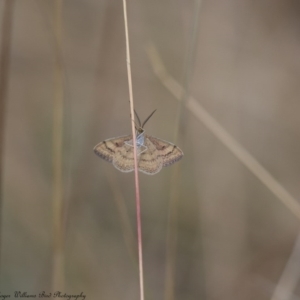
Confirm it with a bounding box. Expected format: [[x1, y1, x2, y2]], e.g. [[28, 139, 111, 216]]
[[0, 0, 300, 299]]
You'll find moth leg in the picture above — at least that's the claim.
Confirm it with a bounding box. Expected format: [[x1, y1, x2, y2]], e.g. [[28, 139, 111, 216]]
[[139, 145, 148, 155], [124, 141, 147, 155], [125, 140, 133, 146]]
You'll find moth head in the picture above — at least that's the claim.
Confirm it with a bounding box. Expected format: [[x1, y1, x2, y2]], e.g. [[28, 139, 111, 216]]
[[134, 109, 157, 133]]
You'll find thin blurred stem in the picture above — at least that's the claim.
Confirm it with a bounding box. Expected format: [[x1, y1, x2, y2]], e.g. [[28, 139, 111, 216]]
[[52, 0, 64, 291], [122, 1, 144, 300], [165, 1, 203, 300], [270, 232, 300, 300], [164, 165, 180, 300], [107, 169, 137, 262], [33, 0, 73, 244], [0, 0, 14, 273], [173, 0, 202, 142]]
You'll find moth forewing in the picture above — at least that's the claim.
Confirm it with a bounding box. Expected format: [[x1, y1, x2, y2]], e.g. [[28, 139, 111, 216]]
[[138, 137, 163, 175], [113, 143, 135, 173], [93, 135, 132, 163], [146, 136, 184, 167], [93, 141, 113, 163]]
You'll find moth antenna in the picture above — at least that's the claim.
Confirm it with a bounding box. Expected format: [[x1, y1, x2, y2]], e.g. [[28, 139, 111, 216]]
[[134, 109, 142, 127], [131, 117, 139, 131], [142, 109, 157, 128]]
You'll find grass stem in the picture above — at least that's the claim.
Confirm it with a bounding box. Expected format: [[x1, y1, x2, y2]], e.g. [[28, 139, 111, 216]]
[[52, 0, 64, 291], [164, 1, 203, 299], [122, 1, 144, 300], [0, 0, 14, 275]]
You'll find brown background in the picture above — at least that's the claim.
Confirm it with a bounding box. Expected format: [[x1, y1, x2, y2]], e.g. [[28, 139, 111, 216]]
[[1, 0, 300, 299]]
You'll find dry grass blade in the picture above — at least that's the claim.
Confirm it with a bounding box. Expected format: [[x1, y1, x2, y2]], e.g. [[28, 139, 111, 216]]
[[52, 0, 64, 291], [164, 1, 203, 299], [0, 0, 14, 270], [147, 43, 300, 221], [122, 1, 145, 300], [270, 232, 300, 300]]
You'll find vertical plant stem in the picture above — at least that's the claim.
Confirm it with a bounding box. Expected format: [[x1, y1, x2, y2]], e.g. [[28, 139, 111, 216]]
[[0, 0, 14, 274], [270, 232, 300, 300], [122, 1, 144, 300], [52, 0, 64, 291], [174, 0, 202, 140], [165, 1, 203, 299]]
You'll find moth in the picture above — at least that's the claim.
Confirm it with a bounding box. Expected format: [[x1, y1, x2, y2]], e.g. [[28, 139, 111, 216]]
[[93, 110, 183, 175]]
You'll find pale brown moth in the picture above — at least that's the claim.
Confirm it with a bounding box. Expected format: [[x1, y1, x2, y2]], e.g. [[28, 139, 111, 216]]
[[93, 110, 183, 175]]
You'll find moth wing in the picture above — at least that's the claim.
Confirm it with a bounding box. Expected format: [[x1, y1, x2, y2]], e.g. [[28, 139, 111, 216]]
[[94, 135, 132, 164], [113, 140, 135, 173], [138, 138, 163, 175], [147, 135, 183, 167]]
